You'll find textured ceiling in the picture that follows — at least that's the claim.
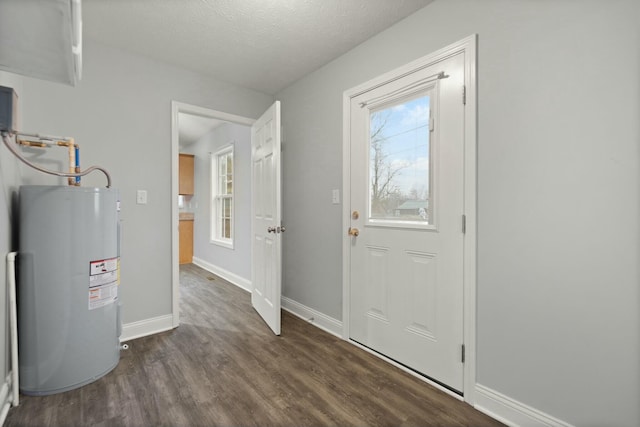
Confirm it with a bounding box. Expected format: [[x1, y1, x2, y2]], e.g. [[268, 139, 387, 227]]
[[83, 0, 433, 95]]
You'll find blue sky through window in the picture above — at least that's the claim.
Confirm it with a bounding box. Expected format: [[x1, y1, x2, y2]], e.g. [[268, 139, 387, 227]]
[[370, 95, 430, 201]]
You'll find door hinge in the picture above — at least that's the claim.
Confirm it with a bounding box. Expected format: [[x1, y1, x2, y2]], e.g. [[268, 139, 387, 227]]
[[429, 116, 434, 132], [461, 344, 466, 363], [462, 214, 466, 234], [462, 85, 467, 105]]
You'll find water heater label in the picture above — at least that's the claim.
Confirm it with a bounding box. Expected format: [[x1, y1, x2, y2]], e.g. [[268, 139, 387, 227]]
[[89, 257, 119, 310]]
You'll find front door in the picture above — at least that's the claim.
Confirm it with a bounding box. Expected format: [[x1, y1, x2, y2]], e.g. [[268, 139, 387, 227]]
[[348, 53, 465, 392], [251, 101, 282, 335]]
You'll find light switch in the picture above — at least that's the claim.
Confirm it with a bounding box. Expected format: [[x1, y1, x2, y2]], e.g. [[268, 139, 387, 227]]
[[136, 190, 148, 205], [332, 189, 340, 204]]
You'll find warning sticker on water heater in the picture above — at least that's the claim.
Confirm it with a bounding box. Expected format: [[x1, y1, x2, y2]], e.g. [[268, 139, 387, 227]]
[[89, 257, 119, 310]]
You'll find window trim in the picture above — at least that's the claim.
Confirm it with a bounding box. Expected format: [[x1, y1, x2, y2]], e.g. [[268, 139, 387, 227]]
[[210, 144, 234, 249]]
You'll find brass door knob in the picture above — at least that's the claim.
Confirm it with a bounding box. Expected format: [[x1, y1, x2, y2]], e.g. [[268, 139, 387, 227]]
[[348, 227, 360, 237]]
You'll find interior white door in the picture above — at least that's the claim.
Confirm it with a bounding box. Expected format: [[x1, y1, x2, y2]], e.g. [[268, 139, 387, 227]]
[[349, 54, 465, 392], [251, 101, 282, 335]]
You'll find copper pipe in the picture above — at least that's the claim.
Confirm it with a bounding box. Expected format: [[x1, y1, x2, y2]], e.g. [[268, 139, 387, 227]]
[[68, 138, 75, 185], [53, 140, 76, 185], [2, 132, 112, 188], [17, 139, 48, 148]]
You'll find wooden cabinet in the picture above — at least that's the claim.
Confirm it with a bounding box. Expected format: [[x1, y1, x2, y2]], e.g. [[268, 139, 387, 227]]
[[179, 219, 194, 264], [178, 153, 195, 263], [179, 153, 195, 195]]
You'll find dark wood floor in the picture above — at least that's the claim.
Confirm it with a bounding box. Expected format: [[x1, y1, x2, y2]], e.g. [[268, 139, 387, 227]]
[[6, 264, 503, 427]]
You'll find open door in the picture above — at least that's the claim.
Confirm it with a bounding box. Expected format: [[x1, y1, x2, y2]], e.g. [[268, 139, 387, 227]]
[[251, 101, 282, 335]]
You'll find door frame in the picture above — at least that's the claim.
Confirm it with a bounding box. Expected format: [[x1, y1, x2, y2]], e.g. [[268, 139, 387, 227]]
[[341, 35, 477, 403], [170, 101, 255, 328]]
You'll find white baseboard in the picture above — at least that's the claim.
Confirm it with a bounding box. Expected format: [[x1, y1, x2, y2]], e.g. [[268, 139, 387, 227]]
[[475, 384, 573, 427], [120, 314, 174, 342], [281, 296, 343, 338], [192, 257, 252, 293], [0, 373, 13, 425]]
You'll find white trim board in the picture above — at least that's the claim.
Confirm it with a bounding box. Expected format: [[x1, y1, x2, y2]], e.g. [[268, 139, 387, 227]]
[[341, 34, 478, 401], [170, 101, 256, 329], [281, 296, 342, 338], [192, 256, 252, 293], [120, 314, 174, 342], [474, 384, 574, 427], [0, 374, 14, 425]]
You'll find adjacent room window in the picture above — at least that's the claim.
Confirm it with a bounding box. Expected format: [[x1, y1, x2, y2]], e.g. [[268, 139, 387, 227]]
[[211, 145, 234, 248]]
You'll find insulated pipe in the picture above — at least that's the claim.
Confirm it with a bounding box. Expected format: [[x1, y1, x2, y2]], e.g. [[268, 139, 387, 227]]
[[7, 252, 19, 407], [15, 131, 71, 142], [75, 144, 81, 185], [68, 139, 75, 185], [2, 132, 112, 188]]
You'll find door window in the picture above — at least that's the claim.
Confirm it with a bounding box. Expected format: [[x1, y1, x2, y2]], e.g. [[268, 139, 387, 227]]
[[368, 92, 433, 226]]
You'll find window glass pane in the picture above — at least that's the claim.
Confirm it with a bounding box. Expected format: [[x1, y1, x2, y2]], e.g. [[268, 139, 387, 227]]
[[215, 198, 222, 239], [219, 155, 226, 177], [223, 197, 231, 217], [227, 154, 233, 195], [220, 210, 225, 238], [224, 218, 231, 239], [369, 95, 430, 223]]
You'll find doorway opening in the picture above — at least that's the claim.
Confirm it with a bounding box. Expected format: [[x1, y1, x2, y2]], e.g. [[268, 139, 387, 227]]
[[171, 102, 255, 328]]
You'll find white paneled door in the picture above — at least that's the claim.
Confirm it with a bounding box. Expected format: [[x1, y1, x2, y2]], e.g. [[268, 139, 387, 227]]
[[349, 53, 465, 392], [251, 101, 282, 335]]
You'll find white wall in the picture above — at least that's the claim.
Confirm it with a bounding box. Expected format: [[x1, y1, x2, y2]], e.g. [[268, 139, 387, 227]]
[[187, 122, 252, 282], [12, 38, 273, 325], [276, 1, 639, 426]]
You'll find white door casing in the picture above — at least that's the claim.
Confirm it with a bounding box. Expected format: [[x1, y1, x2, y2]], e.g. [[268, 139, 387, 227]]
[[251, 101, 282, 335], [342, 35, 477, 398]]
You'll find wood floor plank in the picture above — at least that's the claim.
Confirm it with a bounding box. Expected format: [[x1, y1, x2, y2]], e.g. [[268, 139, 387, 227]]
[[6, 264, 504, 427]]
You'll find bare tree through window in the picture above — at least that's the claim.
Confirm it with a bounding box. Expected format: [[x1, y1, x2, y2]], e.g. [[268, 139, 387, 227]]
[[369, 95, 431, 222]]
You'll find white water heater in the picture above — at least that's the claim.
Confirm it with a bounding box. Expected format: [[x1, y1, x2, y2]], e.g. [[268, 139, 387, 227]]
[[18, 185, 121, 395]]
